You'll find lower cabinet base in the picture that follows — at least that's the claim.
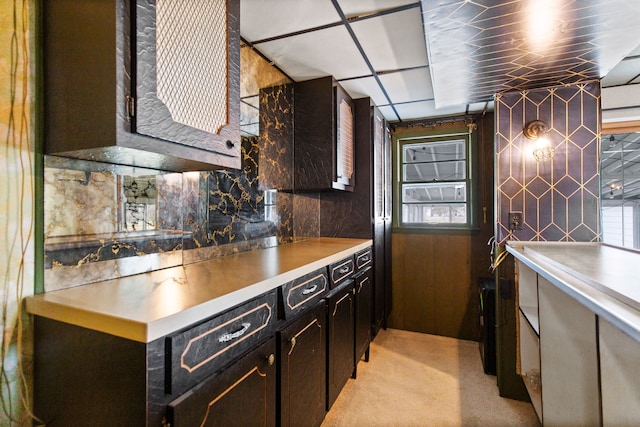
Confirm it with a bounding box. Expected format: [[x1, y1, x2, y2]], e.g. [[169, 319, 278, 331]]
[[33, 317, 149, 426], [326, 281, 356, 410], [278, 301, 327, 427], [168, 337, 277, 427], [353, 346, 370, 379]]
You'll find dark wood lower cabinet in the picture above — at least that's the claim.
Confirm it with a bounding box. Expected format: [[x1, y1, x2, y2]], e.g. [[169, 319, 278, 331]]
[[168, 337, 276, 427], [326, 279, 355, 410], [278, 300, 327, 427], [354, 266, 372, 376], [33, 250, 374, 426], [33, 317, 148, 426]]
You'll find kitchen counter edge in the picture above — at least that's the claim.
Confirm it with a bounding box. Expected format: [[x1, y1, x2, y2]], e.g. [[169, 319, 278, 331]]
[[25, 238, 372, 343], [506, 241, 640, 343]]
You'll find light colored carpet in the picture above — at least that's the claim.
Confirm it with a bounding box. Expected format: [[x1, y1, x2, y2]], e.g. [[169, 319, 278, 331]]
[[322, 328, 539, 427]]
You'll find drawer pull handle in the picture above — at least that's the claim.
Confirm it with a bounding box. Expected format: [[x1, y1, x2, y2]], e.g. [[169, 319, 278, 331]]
[[338, 266, 350, 274], [218, 322, 251, 343], [302, 284, 318, 295], [361, 255, 370, 261]]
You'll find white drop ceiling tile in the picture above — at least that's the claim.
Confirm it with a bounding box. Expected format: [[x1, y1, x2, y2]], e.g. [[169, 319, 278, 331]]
[[240, 0, 340, 42], [601, 85, 640, 110], [377, 105, 400, 122], [395, 100, 466, 121], [338, 77, 388, 107], [378, 68, 434, 104], [256, 26, 370, 81], [350, 8, 428, 71], [337, 0, 418, 17], [602, 57, 640, 87]]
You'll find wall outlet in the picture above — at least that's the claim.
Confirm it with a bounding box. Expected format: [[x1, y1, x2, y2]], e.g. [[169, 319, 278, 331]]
[[508, 212, 523, 230]]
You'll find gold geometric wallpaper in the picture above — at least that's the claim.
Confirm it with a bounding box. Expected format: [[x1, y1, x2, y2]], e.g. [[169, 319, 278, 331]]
[[423, 0, 640, 107], [495, 81, 601, 244]]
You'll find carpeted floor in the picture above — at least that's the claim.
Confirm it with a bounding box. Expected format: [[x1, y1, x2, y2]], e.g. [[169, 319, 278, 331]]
[[322, 328, 540, 427]]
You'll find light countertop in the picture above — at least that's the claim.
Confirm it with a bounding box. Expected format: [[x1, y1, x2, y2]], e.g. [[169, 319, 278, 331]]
[[507, 241, 640, 341], [26, 237, 372, 343]]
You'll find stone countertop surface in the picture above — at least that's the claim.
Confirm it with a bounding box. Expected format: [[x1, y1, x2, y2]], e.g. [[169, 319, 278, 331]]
[[26, 237, 372, 343], [507, 241, 640, 341]]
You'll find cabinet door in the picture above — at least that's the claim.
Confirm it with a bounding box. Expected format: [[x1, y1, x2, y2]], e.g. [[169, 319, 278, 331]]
[[327, 280, 355, 409], [354, 267, 373, 366], [383, 125, 393, 322], [279, 301, 327, 427], [373, 112, 391, 335], [133, 0, 241, 168], [168, 337, 276, 427], [538, 276, 599, 425], [294, 76, 354, 191], [600, 317, 640, 425], [334, 84, 355, 191]]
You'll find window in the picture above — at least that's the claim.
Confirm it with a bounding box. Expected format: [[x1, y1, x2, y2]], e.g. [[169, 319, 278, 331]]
[[600, 130, 640, 249], [397, 133, 475, 230]]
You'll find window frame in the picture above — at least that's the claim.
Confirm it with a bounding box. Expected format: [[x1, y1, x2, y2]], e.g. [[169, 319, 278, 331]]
[[393, 130, 478, 233]]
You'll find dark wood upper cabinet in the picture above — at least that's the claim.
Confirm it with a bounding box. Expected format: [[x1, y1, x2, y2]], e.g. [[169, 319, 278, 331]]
[[294, 76, 355, 192], [43, 0, 241, 172]]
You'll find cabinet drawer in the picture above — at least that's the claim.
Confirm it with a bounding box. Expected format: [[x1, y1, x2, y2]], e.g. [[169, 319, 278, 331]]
[[280, 268, 328, 320], [329, 256, 355, 288], [355, 247, 373, 271], [167, 291, 277, 395], [168, 336, 276, 427]]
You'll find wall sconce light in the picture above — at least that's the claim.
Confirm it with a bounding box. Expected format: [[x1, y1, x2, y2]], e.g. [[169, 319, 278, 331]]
[[524, 120, 554, 161]]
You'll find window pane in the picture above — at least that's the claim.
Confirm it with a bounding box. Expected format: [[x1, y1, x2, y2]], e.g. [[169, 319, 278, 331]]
[[402, 182, 466, 203], [403, 139, 465, 164], [403, 160, 466, 182], [402, 203, 467, 224]]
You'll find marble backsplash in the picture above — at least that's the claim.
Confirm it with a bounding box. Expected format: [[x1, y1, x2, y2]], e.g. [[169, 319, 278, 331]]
[[44, 82, 309, 291]]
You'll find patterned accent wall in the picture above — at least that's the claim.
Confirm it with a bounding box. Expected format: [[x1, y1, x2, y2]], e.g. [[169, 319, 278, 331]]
[[495, 81, 601, 244], [43, 82, 319, 290]]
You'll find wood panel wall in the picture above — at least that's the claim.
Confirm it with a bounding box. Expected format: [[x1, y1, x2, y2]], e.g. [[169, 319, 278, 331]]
[[389, 114, 495, 341]]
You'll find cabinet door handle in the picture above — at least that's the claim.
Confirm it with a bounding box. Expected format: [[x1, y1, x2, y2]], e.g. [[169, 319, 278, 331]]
[[218, 322, 251, 343], [302, 284, 318, 295], [267, 354, 275, 366], [290, 336, 297, 349]]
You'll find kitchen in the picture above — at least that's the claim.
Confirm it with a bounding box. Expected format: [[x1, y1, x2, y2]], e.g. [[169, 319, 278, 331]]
[[1, 0, 640, 425]]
